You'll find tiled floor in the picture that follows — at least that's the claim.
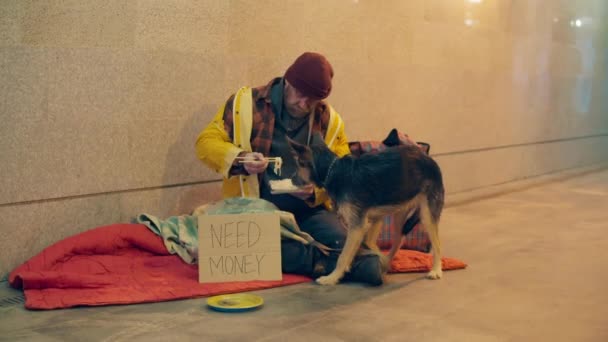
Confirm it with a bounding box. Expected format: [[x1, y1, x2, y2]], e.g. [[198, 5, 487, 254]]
[[1, 169, 608, 342]]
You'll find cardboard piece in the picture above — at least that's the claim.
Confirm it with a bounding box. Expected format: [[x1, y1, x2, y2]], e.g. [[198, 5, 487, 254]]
[[198, 213, 282, 283]]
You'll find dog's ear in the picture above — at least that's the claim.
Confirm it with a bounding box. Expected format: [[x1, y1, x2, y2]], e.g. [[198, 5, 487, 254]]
[[382, 128, 401, 147], [286, 137, 309, 159]]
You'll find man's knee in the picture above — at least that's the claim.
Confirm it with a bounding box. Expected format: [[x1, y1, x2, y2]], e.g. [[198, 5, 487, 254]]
[[299, 210, 346, 247]]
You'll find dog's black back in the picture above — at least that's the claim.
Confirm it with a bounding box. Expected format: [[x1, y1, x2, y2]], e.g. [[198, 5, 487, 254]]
[[331, 145, 441, 204], [290, 140, 444, 223]]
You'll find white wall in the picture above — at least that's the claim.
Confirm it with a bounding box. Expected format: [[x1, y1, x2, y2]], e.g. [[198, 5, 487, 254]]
[[1, 0, 607, 277]]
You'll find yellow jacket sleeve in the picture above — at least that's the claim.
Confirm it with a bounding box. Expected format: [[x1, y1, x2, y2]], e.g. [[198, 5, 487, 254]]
[[195, 102, 244, 179]]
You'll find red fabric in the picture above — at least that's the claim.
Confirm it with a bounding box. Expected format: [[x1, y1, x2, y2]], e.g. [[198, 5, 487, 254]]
[[9, 223, 466, 310], [8, 224, 310, 310], [389, 250, 467, 273]]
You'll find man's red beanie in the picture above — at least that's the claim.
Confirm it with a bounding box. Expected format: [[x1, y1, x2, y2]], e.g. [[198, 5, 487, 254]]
[[284, 52, 334, 100]]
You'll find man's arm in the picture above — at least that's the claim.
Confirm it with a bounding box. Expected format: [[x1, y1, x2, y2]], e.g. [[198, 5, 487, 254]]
[[195, 101, 245, 178], [195, 98, 268, 178]]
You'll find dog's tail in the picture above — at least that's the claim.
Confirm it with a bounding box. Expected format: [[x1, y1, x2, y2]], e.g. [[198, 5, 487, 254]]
[[420, 157, 445, 224]]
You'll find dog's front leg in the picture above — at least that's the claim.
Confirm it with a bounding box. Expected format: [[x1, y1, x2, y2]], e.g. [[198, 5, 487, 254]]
[[316, 227, 367, 286], [363, 219, 383, 254]]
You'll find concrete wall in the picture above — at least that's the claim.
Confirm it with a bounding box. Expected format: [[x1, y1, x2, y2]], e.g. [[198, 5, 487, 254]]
[[1, 0, 607, 277]]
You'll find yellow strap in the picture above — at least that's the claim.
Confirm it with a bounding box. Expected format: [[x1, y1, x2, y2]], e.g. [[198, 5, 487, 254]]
[[325, 105, 341, 147], [236, 87, 253, 152], [232, 87, 259, 198]]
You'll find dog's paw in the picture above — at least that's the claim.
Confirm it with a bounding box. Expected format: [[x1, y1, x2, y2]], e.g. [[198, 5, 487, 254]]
[[316, 274, 340, 286], [426, 269, 443, 280], [380, 255, 391, 273]]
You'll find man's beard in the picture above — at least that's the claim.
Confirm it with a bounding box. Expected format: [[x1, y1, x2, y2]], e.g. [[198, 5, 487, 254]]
[[285, 104, 310, 118]]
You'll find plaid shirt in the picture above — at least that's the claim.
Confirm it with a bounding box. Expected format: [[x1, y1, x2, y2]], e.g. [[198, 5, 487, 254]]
[[221, 77, 332, 156]]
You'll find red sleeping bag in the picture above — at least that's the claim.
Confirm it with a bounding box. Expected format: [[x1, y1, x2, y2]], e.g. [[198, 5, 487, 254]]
[[9, 223, 466, 310]]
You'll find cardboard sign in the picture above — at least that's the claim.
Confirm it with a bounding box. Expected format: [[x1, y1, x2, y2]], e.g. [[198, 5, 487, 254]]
[[198, 213, 282, 283]]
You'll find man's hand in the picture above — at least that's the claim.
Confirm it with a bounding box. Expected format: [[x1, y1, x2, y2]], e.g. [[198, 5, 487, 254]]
[[240, 152, 268, 175], [288, 183, 315, 200]]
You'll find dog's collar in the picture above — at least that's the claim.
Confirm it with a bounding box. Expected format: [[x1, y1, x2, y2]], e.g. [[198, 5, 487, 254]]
[[322, 156, 338, 187]]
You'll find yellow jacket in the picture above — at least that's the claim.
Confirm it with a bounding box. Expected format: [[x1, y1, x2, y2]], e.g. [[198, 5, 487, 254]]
[[195, 81, 350, 208]]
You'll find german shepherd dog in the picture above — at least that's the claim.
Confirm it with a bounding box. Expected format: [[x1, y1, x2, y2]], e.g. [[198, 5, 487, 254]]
[[287, 136, 444, 285]]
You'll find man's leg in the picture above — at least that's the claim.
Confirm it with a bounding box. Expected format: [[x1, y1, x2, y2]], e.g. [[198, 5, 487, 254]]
[[281, 208, 385, 286], [280, 208, 342, 276], [280, 239, 318, 275]]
